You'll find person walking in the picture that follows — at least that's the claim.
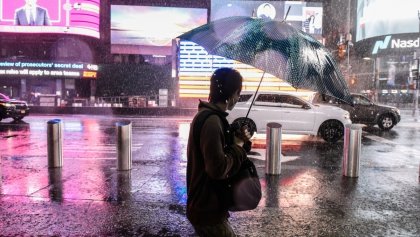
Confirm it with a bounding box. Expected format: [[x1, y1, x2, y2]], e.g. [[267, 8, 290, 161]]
[[186, 67, 251, 237]]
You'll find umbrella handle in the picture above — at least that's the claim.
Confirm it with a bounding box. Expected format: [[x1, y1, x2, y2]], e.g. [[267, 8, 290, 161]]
[[245, 71, 265, 119]]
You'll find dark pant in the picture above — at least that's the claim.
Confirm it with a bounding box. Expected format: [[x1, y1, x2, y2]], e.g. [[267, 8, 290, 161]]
[[193, 219, 236, 237]]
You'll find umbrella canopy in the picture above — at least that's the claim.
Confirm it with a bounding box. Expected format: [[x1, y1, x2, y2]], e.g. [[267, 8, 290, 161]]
[[178, 16, 353, 105]]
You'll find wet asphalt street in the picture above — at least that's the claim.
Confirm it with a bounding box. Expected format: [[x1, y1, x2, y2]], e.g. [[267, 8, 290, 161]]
[[0, 111, 420, 236]]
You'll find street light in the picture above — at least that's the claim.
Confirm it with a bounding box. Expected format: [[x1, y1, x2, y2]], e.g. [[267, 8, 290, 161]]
[[363, 57, 378, 102]]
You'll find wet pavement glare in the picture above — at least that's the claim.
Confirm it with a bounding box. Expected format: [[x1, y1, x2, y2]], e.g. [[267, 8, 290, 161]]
[[0, 114, 420, 236]]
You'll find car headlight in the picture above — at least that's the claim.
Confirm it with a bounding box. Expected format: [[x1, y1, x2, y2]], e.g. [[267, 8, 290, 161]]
[[0, 102, 12, 107], [394, 109, 400, 115]]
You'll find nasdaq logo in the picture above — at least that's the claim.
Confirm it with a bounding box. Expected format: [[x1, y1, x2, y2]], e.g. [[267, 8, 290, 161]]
[[372, 35, 420, 54], [391, 38, 420, 49], [372, 36, 391, 54]]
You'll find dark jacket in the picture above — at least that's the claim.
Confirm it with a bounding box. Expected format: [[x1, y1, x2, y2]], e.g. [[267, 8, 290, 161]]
[[186, 101, 247, 226]]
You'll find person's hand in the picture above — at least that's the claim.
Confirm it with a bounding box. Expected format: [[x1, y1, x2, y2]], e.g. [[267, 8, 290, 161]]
[[234, 125, 252, 146], [234, 136, 244, 147]]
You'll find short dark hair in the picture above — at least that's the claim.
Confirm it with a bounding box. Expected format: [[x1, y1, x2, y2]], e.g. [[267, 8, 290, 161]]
[[209, 68, 243, 103]]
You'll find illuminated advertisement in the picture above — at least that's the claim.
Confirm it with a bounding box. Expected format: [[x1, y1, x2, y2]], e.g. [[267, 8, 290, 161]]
[[0, 0, 100, 38], [211, 1, 323, 37], [177, 41, 312, 99], [0, 60, 98, 79], [111, 5, 207, 54], [356, 0, 420, 42]]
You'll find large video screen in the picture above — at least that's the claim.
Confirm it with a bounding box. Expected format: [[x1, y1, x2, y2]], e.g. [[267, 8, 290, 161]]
[[0, 0, 100, 38], [211, 1, 323, 37], [111, 5, 207, 54], [0, 60, 98, 79], [356, 0, 420, 41]]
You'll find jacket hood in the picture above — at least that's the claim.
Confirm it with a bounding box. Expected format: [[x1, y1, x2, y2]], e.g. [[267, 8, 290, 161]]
[[198, 100, 229, 117]]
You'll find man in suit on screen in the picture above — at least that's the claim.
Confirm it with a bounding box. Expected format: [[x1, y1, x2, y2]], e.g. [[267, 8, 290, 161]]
[[14, 0, 51, 26]]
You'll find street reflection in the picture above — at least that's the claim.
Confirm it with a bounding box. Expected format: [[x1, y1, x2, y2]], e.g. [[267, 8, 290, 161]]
[[30, 121, 47, 131], [178, 122, 190, 163], [170, 122, 191, 204], [1, 161, 48, 199], [62, 118, 109, 200], [63, 120, 83, 132]]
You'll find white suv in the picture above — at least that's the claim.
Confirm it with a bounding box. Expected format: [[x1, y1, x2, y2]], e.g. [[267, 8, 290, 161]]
[[227, 91, 352, 143]]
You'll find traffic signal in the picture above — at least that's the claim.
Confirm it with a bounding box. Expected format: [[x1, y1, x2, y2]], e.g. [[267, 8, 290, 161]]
[[338, 44, 346, 60], [350, 75, 356, 86]]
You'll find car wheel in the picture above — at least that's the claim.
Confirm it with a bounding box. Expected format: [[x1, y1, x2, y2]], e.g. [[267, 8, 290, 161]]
[[232, 117, 257, 136], [377, 114, 395, 130], [13, 116, 24, 121], [319, 120, 344, 143]]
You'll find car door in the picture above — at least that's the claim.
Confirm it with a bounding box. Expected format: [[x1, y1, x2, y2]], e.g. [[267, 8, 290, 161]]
[[250, 94, 284, 132], [351, 95, 376, 123], [328, 96, 358, 123], [313, 93, 357, 122], [276, 95, 315, 132]]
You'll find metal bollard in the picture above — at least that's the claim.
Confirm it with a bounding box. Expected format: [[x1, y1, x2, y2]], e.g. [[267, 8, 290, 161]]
[[266, 122, 282, 175], [48, 169, 63, 202], [47, 119, 63, 168], [117, 172, 132, 201], [116, 121, 132, 171], [342, 124, 364, 177]]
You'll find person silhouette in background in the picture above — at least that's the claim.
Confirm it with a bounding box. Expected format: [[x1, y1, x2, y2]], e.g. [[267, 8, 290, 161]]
[[313, 12, 322, 34], [14, 0, 51, 26], [303, 14, 314, 33]]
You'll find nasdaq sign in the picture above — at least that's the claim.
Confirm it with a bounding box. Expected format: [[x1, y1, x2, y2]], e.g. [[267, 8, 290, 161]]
[[372, 36, 420, 54]]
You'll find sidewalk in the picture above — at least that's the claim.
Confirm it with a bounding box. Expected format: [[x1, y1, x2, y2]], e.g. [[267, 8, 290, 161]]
[[1, 116, 420, 236]]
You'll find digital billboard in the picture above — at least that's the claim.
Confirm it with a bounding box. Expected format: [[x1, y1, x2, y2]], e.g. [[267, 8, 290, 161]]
[[111, 5, 207, 54], [0, 60, 98, 79], [356, 0, 420, 42], [177, 41, 312, 99], [211, 1, 323, 37], [0, 0, 100, 38]]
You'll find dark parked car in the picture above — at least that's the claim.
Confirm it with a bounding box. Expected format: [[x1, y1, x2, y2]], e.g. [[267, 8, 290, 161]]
[[0, 93, 29, 122], [312, 93, 401, 130]]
